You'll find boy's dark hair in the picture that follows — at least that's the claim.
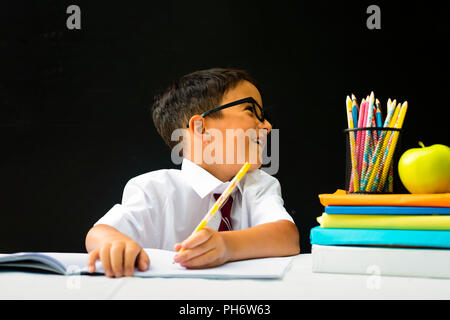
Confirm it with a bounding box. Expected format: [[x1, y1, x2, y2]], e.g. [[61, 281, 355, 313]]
[[151, 67, 259, 150]]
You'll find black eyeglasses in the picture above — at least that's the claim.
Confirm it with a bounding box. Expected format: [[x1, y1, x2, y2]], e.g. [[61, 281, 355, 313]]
[[187, 97, 266, 128]]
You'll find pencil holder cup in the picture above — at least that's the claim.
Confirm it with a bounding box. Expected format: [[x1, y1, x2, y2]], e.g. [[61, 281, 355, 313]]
[[344, 127, 402, 194]]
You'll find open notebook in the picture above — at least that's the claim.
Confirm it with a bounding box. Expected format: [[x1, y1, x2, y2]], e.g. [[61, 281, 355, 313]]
[[0, 249, 293, 279]]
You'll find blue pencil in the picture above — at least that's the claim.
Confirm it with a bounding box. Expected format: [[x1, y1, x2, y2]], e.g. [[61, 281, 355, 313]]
[[351, 94, 359, 129], [375, 98, 382, 138]]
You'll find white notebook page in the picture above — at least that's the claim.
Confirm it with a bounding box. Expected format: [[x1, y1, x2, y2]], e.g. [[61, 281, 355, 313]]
[[96, 249, 294, 279]]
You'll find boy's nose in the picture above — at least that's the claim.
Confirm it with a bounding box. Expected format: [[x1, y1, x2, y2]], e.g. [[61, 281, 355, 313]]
[[259, 118, 272, 134]]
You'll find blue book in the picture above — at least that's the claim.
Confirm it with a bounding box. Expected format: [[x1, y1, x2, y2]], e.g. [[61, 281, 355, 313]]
[[310, 226, 450, 248], [324, 206, 450, 215]]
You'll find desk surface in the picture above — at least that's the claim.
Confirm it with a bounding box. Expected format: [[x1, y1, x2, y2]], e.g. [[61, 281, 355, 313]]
[[1, 254, 450, 300]]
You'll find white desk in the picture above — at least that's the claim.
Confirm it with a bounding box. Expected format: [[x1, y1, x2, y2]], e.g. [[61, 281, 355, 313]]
[[1, 254, 450, 300]]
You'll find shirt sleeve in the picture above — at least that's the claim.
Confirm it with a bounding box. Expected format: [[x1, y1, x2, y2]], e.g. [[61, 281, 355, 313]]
[[94, 178, 159, 248], [244, 170, 295, 227]]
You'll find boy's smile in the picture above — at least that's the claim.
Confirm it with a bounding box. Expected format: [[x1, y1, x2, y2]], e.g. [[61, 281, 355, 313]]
[[187, 80, 272, 182]]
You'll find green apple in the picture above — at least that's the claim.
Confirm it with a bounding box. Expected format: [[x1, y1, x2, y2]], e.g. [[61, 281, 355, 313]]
[[398, 142, 450, 194]]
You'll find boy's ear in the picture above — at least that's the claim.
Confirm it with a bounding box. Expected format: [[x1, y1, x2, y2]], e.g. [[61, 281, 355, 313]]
[[189, 115, 205, 135]]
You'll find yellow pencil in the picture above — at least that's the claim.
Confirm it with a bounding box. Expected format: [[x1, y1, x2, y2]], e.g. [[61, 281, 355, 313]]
[[177, 162, 251, 253], [346, 96, 359, 192], [377, 101, 408, 191], [364, 99, 398, 191]]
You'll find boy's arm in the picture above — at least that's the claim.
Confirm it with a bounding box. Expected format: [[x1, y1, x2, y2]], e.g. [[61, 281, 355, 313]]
[[223, 219, 300, 262], [85, 224, 130, 252], [173, 220, 300, 268]]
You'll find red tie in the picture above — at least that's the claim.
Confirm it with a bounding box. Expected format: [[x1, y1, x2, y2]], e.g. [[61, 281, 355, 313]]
[[213, 193, 233, 231]]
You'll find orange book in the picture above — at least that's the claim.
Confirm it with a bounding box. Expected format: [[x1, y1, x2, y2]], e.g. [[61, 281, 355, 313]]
[[319, 189, 450, 207]]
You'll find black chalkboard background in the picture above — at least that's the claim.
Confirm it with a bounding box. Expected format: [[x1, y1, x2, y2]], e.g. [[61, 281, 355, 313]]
[[1, 1, 448, 253]]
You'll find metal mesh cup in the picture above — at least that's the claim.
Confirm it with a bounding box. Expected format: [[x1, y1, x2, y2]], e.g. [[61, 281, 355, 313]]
[[344, 127, 402, 194]]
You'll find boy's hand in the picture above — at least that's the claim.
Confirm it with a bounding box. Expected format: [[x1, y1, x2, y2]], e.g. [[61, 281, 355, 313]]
[[87, 240, 150, 278], [173, 227, 229, 269]]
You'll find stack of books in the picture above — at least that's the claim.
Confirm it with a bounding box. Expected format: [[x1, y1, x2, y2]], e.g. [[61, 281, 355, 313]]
[[310, 189, 450, 279]]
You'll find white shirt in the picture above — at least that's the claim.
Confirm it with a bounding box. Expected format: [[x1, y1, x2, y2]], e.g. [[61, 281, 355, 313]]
[[95, 158, 294, 250]]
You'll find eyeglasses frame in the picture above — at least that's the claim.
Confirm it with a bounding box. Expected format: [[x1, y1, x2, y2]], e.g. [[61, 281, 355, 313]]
[[186, 97, 265, 128]]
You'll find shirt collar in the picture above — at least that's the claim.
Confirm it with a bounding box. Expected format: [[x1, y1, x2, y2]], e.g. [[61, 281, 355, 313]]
[[181, 158, 244, 199]]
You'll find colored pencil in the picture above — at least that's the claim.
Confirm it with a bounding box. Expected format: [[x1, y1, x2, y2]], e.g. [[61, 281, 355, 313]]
[[346, 96, 360, 192], [375, 98, 382, 137], [364, 99, 398, 191], [351, 93, 359, 130], [368, 101, 402, 191], [367, 102, 401, 191], [377, 101, 408, 191], [356, 98, 367, 182], [360, 91, 375, 187]]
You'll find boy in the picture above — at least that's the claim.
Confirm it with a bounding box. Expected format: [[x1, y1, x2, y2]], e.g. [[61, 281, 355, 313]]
[[85, 68, 300, 278]]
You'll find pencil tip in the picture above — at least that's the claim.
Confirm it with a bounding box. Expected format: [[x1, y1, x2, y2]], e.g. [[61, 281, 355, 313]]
[[346, 96, 352, 108]]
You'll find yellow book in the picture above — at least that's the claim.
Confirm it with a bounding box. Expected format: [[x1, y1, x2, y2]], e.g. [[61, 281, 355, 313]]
[[317, 213, 450, 230]]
